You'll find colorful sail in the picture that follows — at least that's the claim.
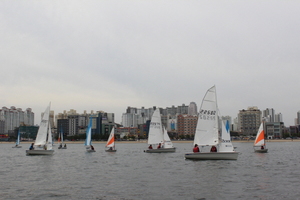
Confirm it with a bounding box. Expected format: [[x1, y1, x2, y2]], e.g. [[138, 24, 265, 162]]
[[85, 118, 92, 146], [254, 123, 265, 147], [106, 127, 115, 148]]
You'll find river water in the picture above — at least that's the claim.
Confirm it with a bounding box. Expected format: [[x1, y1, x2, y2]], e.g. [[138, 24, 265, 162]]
[[1, 141, 299, 200]]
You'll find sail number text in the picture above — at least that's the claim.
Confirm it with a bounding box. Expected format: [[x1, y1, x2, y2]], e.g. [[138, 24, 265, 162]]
[[198, 109, 216, 120]]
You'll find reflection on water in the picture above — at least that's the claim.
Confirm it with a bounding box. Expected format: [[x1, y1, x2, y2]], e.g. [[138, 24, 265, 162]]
[[1, 141, 300, 199]]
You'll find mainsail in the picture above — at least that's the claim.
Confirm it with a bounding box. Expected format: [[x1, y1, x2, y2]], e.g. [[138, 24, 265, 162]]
[[148, 109, 164, 145], [193, 86, 219, 146]]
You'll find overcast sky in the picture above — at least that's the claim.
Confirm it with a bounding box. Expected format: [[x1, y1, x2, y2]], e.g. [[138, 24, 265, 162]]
[[1, 1, 300, 126]]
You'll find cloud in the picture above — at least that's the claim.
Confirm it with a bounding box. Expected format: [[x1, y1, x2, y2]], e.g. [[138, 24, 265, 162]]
[[1, 1, 300, 125]]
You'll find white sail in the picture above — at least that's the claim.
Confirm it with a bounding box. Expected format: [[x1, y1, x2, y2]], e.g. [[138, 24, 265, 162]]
[[47, 125, 53, 150], [106, 127, 115, 148], [254, 123, 265, 147], [147, 109, 164, 145], [163, 127, 174, 148], [16, 130, 21, 145], [219, 120, 234, 152], [194, 86, 219, 146], [34, 103, 51, 146]]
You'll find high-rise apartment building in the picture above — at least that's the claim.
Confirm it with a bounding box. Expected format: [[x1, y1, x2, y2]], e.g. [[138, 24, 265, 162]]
[[0, 106, 34, 135], [238, 106, 262, 135], [177, 114, 197, 136], [188, 102, 198, 116], [263, 108, 275, 122], [56, 109, 114, 136], [122, 104, 190, 129], [275, 113, 283, 123], [297, 111, 300, 125]]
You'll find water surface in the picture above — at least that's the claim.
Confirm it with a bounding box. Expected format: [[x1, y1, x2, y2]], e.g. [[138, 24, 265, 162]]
[[1, 141, 299, 199]]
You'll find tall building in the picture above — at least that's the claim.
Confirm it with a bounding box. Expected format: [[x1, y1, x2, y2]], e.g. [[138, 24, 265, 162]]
[[177, 114, 197, 136], [56, 109, 114, 136], [188, 102, 198, 116], [275, 113, 283, 123], [297, 111, 300, 125], [122, 104, 189, 128], [263, 108, 275, 122], [238, 106, 262, 135], [0, 106, 34, 135], [122, 113, 138, 127]]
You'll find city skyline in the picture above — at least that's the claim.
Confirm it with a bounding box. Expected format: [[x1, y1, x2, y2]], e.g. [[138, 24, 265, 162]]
[[1, 1, 300, 127], [1, 103, 296, 128]]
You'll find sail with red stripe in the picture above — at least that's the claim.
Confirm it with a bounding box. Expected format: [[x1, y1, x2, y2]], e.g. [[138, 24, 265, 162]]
[[254, 123, 265, 147], [106, 127, 115, 148]]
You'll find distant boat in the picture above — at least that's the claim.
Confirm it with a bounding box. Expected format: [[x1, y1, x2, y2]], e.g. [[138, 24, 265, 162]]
[[12, 129, 22, 148], [58, 128, 67, 149], [253, 122, 268, 153], [144, 108, 176, 153], [184, 86, 238, 160], [26, 103, 54, 155], [85, 118, 95, 152], [105, 127, 116, 152]]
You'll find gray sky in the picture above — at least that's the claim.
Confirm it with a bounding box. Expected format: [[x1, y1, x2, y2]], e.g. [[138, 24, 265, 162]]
[[1, 1, 300, 126]]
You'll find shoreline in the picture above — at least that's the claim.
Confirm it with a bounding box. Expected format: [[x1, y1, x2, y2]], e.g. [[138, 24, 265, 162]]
[[2, 139, 299, 144]]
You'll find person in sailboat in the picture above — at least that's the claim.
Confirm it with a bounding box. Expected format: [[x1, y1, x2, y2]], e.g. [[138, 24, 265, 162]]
[[29, 143, 34, 150], [59, 144, 62, 148], [64, 144, 67, 148], [148, 145, 153, 149], [193, 144, 200, 152], [91, 145, 95, 151], [109, 147, 113, 151], [157, 143, 161, 149], [210, 145, 217, 152], [261, 145, 264, 150]]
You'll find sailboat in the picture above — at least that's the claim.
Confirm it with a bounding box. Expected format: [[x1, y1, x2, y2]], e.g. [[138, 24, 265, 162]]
[[105, 127, 117, 152], [58, 128, 67, 149], [26, 103, 54, 155], [144, 108, 176, 153], [184, 86, 238, 160], [253, 122, 268, 153], [12, 129, 22, 148], [85, 117, 95, 152]]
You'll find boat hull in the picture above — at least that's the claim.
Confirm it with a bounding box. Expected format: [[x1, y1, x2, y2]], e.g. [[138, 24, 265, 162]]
[[184, 152, 239, 160], [58, 147, 67, 149], [144, 147, 176, 153], [105, 149, 117, 152], [254, 149, 268, 153], [26, 150, 54, 155], [12, 146, 22, 148], [86, 149, 96, 152]]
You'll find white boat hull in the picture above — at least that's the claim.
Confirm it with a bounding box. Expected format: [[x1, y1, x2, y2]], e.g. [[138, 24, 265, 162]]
[[144, 147, 176, 153], [254, 149, 268, 153], [26, 150, 54, 155], [185, 151, 239, 160]]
